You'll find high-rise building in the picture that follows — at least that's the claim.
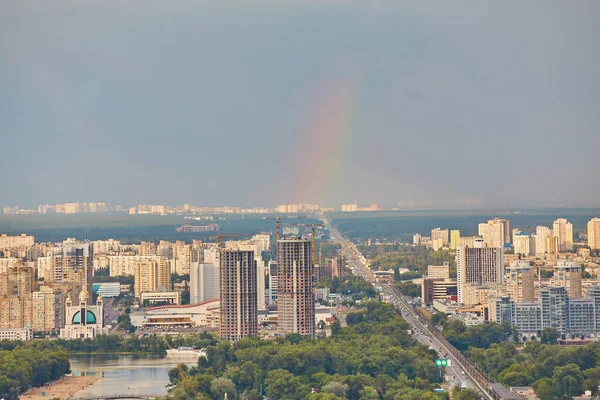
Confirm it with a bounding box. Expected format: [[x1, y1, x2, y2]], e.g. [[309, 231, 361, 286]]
[[554, 261, 582, 298], [134, 258, 171, 298], [190, 262, 219, 304], [32, 286, 65, 332], [450, 230, 460, 250], [478, 219, 506, 247], [219, 250, 258, 342], [277, 238, 315, 338], [553, 218, 573, 252], [535, 226, 552, 255], [0, 295, 32, 329], [513, 231, 533, 256], [174, 242, 193, 275], [506, 261, 535, 303], [456, 241, 504, 304], [37, 243, 94, 303], [268, 261, 278, 305], [431, 228, 449, 249], [588, 218, 600, 250], [0, 264, 34, 297]]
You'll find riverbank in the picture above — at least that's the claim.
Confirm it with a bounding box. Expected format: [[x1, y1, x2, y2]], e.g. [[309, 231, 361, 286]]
[[68, 351, 165, 355], [19, 375, 102, 400]]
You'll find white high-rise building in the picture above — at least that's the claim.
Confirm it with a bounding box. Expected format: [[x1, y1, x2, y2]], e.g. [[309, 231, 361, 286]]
[[478, 219, 506, 247], [513, 230, 533, 256], [190, 262, 219, 304], [456, 241, 504, 305], [553, 218, 573, 252], [535, 226, 552, 255]]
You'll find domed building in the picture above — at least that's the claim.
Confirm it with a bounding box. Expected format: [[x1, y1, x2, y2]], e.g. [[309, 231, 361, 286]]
[[60, 290, 107, 339]]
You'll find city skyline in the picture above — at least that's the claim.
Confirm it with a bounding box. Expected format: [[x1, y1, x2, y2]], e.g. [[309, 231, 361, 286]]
[[2, 1, 599, 208]]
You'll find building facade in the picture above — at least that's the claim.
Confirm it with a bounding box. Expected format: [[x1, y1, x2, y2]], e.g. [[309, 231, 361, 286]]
[[496, 286, 600, 335], [219, 250, 258, 341], [456, 241, 504, 304], [553, 218, 573, 252], [134, 258, 171, 298], [506, 261, 535, 303], [588, 218, 600, 250], [277, 238, 315, 338], [190, 262, 219, 304], [60, 290, 105, 339]]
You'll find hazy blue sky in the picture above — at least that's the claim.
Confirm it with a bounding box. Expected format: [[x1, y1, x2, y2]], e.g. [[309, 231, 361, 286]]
[[1, 1, 599, 209]]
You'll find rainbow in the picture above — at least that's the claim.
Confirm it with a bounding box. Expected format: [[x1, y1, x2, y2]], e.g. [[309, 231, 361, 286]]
[[289, 72, 360, 204]]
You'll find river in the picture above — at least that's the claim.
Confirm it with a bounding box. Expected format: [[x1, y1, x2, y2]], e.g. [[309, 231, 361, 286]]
[[69, 353, 200, 397]]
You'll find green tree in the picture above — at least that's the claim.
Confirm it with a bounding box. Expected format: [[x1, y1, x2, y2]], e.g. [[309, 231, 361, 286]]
[[210, 377, 237, 400], [540, 328, 560, 345], [553, 364, 584, 397], [265, 369, 309, 400], [322, 381, 348, 398]]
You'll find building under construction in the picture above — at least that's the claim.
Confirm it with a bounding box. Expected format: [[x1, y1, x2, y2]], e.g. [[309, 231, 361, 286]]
[[219, 249, 258, 341], [277, 238, 315, 338]]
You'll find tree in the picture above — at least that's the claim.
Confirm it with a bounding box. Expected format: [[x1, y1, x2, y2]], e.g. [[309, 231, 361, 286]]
[[552, 364, 584, 397], [540, 328, 560, 345], [431, 312, 447, 326], [265, 369, 309, 400], [452, 386, 480, 400], [357, 386, 379, 400], [210, 377, 237, 400], [322, 381, 348, 398]]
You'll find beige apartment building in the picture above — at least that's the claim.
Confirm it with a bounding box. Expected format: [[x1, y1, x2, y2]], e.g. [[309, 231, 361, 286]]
[[134, 258, 171, 298], [588, 218, 600, 250], [553, 218, 573, 252]]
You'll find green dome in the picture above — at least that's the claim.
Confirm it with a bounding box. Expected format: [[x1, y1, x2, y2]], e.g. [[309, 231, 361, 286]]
[[72, 310, 97, 324]]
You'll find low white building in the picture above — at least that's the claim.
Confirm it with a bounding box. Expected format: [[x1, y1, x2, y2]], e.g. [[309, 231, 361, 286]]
[[0, 328, 33, 341], [130, 299, 220, 329], [433, 298, 459, 314], [140, 290, 181, 305]]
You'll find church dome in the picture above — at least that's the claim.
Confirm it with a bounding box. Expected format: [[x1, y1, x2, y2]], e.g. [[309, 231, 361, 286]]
[[80, 290, 89, 300], [72, 310, 97, 324]]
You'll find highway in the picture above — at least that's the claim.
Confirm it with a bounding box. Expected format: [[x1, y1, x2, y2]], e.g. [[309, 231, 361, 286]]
[[322, 215, 490, 398]]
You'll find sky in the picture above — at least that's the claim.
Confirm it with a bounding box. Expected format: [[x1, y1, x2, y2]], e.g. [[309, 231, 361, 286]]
[[1, 1, 599, 209]]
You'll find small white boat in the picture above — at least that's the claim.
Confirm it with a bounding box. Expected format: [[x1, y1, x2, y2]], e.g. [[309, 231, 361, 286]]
[[166, 347, 207, 357]]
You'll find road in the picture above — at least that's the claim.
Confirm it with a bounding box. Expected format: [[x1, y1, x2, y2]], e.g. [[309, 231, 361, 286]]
[[322, 215, 487, 396]]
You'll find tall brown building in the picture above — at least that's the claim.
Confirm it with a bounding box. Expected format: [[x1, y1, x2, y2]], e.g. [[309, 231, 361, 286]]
[[277, 238, 315, 338], [507, 261, 535, 303], [0, 263, 34, 297], [554, 261, 582, 299], [219, 250, 257, 341]]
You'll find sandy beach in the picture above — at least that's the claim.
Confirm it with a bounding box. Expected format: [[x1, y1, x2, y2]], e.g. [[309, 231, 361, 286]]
[[19, 375, 102, 400]]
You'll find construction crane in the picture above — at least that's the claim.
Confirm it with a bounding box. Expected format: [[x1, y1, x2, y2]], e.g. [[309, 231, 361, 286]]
[[262, 215, 308, 241], [159, 335, 189, 381], [284, 223, 325, 264], [209, 233, 250, 249], [278, 222, 325, 292]]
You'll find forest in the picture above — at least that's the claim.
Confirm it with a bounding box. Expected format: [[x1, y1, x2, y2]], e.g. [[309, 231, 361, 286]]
[[0, 342, 70, 399], [164, 302, 458, 400], [468, 341, 600, 399]]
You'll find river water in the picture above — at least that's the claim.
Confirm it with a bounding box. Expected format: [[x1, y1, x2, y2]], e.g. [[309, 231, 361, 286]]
[[69, 353, 200, 397]]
